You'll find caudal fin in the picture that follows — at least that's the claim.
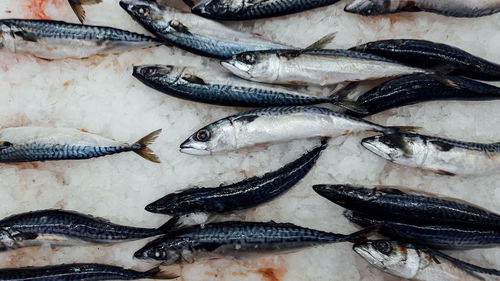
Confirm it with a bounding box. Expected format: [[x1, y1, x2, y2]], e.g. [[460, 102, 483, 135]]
[[143, 267, 178, 280], [329, 82, 369, 115], [345, 224, 381, 243], [68, 0, 102, 23], [134, 129, 162, 163]]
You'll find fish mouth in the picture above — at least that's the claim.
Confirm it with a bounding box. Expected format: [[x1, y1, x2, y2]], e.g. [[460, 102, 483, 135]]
[[145, 198, 174, 214], [191, 1, 209, 16], [220, 60, 252, 80], [179, 139, 211, 155], [119, 1, 132, 12]]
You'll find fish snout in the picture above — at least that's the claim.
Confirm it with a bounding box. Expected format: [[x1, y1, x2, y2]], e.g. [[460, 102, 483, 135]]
[[179, 137, 211, 155]]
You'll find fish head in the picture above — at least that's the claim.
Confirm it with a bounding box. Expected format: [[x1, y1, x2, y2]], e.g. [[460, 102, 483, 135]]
[[133, 64, 183, 85], [344, 0, 392, 16], [180, 118, 236, 155], [0, 229, 15, 251], [221, 51, 279, 83], [353, 240, 420, 279], [134, 237, 183, 265], [119, 0, 166, 32], [192, 0, 244, 17], [312, 184, 378, 207], [361, 133, 423, 166], [0, 21, 14, 49], [145, 189, 201, 215]]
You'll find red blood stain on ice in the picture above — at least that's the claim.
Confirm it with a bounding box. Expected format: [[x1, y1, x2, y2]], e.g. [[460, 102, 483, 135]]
[[24, 0, 67, 19], [13, 162, 40, 170], [255, 268, 286, 281]]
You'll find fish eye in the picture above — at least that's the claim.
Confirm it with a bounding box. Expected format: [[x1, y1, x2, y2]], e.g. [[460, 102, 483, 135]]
[[374, 241, 393, 255], [134, 6, 150, 17], [153, 250, 166, 258], [147, 68, 156, 75], [195, 129, 211, 142]]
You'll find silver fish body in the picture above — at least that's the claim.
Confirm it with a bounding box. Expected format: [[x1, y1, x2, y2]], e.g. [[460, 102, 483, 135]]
[[119, 0, 289, 59], [0, 19, 161, 59], [221, 49, 427, 86], [180, 106, 404, 155], [0, 127, 161, 163], [362, 133, 500, 176], [354, 240, 500, 281], [345, 0, 500, 18]]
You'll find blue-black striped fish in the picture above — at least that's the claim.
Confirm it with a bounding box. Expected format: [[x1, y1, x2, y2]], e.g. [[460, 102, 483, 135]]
[[354, 240, 500, 281], [191, 0, 341, 20], [344, 210, 500, 249], [146, 139, 328, 225], [0, 209, 168, 251], [351, 39, 500, 81], [119, 0, 290, 59], [132, 64, 366, 113], [0, 19, 161, 59], [345, 0, 500, 18], [0, 127, 161, 163], [134, 221, 367, 265], [361, 133, 500, 176], [0, 263, 176, 280]]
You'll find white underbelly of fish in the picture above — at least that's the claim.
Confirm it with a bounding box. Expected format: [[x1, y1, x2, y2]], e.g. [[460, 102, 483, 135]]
[[423, 149, 500, 175]]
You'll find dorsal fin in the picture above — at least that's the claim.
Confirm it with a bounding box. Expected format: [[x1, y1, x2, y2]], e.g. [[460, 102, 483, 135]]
[[183, 74, 207, 85]]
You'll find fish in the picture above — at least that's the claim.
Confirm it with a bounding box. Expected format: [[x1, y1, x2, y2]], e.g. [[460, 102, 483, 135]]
[[191, 0, 341, 20], [350, 74, 500, 117], [132, 64, 366, 113], [133, 221, 366, 265], [0, 209, 169, 251], [353, 240, 500, 281], [146, 139, 328, 225], [344, 210, 500, 249], [361, 132, 500, 176], [68, 0, 103, 23], [344, 0, 500, 18], [221, 49, 427, 86], [119, 0, 291, 59], [312, 184, 500, 231], [179, 106, 417, 155], [351, 39, 500, 81], [0, 263, 177, 280], [0, 127, 161, 163], [0, 19, 162, 59]]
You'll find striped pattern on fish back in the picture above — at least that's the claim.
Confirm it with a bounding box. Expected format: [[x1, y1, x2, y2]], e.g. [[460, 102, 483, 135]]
[[418, 134, 500, 154], [240, 0, 341, 19], [2, 19, 156, 42], [0, 143, 140, 162], [0, 210, 159, 241]]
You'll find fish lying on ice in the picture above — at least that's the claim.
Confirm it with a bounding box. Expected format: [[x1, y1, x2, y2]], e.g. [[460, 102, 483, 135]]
[[354, 240, 500, 281], [0, 209, 169, 251], [350, 74, 500, 117], [119, 0, 291, 58], [68, 0, 103, 23], [0, 19, 162, 59], [221, 49, 427, 86], [344, 210, 500, 249], [351, 39, 500, 81], [0, 263, 177, 280], [191, 0, 341, 20], [313, 184, 500, 230], [146, 139, 328, 225], [344, 0, 500, 18], [134, 221, 368, 265], [0, 127, 161, 163], [132, 64, 366, 113], [180, 106, 416, 155], [361, 133, 500, 176]]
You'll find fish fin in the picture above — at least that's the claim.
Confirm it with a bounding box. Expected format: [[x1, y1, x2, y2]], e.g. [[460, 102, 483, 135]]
[[157, 217, 180, 232], [345, 224, 380, 243], [11, 232, 38, 241], [182, 0, 196, 7], [14, 30, 39, 42], [329, 82, 368, 114], [182, 74, 207, 85], [134, 129, 162, 163], [252, 32, 265, 37], [430, 75, 462, 89], [386, 126, 421, 134], [144, 267, 179, 280], [373, 186, 406, 195], [305, 32, 336, 50], [232, 115, 259, 124], [169, 20, 191, 34], [69, 3, 86, 23], [434, 169, 456, 176], [277, 50, 302, 60], [429, 140, 454, 152]]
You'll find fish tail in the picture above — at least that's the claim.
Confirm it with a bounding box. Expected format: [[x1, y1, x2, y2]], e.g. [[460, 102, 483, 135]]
[[143, 267, 178, 280], [329, 82, 368, 115], [305, 32, 336, 49], [68, 0, 102, 23], [157, 216, 183, 232], [134, 129, 162, 163], [383, 125, 420, 135], [344, 224, 381, 243]]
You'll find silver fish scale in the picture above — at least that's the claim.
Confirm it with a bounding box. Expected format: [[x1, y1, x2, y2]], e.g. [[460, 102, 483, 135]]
[[0, 143, 139, 162], [2, 19, 156, 42]]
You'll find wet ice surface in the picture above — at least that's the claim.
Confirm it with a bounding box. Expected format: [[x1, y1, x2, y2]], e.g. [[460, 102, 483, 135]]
[[0, 0, 499, 280]]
